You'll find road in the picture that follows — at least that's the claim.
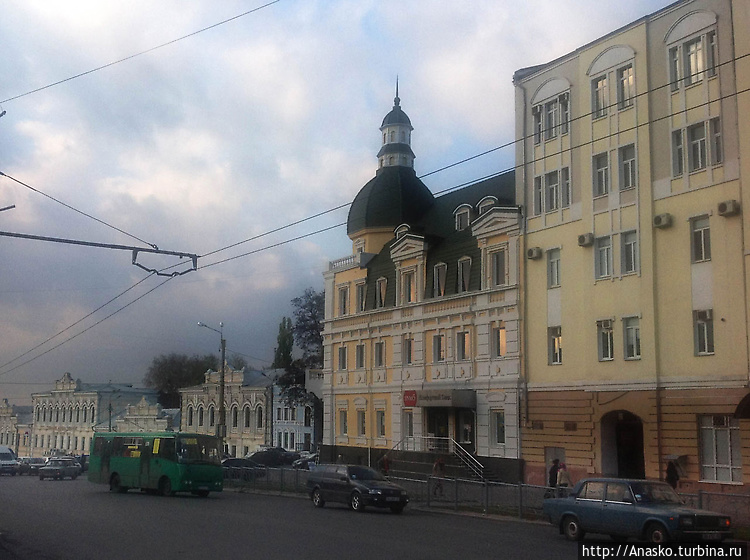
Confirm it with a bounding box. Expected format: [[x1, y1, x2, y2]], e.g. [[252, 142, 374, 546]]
[[0, 474, 576, 560]]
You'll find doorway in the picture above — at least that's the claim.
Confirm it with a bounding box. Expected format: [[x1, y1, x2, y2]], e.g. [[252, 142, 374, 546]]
[[601, 410, 645, 478]]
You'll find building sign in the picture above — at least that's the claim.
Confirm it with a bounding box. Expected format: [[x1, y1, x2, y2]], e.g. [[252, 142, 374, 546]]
[[402, 389, 476, 408]]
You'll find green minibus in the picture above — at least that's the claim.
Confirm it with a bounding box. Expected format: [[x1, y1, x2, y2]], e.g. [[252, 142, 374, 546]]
[[88, 432, 223, 497]]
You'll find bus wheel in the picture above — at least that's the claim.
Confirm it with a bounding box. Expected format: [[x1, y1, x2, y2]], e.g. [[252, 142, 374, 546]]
[[159, 477, 174, 497], [110, 474, 127, 493]]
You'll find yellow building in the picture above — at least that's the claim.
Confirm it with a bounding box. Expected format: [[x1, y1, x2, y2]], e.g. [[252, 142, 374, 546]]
[[320, 91, 523, 479], [513, 0, 750, 491]]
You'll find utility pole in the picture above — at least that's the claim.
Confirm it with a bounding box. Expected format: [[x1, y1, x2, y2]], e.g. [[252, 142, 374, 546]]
[[198, 322, 227, 453]]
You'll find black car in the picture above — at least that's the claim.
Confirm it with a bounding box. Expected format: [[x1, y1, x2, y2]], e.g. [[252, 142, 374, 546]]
[[247, 448, 299, 467], [222, 458, 266, 482], [307, 464, 409, 513], [18, 457, 45, 475]]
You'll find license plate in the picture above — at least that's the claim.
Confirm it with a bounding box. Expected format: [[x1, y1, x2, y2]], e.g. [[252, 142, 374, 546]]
[[386, 497, 400, 502], [702, 534, 721, 541]]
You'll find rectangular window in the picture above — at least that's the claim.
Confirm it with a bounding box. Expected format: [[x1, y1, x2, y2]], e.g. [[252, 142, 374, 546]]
[[357, 410, 366, 436], [548, 248, 561, 288], [560, 94, 570, 135], [356, 283, 366, 313], [338, 286, 349, 316], [692, 217, 711, 263], [458, 258, 471, 293], [376, 410, 386, 438], [404, 411, 414, 438], [545, 170, 559, 212], [595, 236, 612, 279], [355, 344, 365, 369], [624, 317, 641, 360], [597, 320, 614, 361], [338, 346, 347, 371], [456, 210, 470, 231], [456, 331, 469, 361], [592, 75, 608, 118], [622, 231, 638, 274], [548, 327, 563, 365], [374, 342, 385, 367], [376, 278, 387, 308], [403, 336, 413, 365], [433, 263, 447, 297], [533, 106, 543, 144], [707, 31, 717, 77], [338, 409, 348, 436], [433, 334, 445, 363], [617, 64, 634, 109], [593, 153, 609, 197], [669, 46, 680, 91], [694, 310, 715, 355], [684, 37, 704, 86], [492, 410, 506, 445], [688, 123, 707, 172], [492, 323, 506, 358], [619, 144, 636, 190], [700, 415, 742, 482], [491, 249, 507, 287], [402, 271, 415, 304], [533, 176, 543, 216], [561, 167, 571, 208], [710, 117, 722, 165], [544, 99, 557, 140], [672, 130, 684, 176]]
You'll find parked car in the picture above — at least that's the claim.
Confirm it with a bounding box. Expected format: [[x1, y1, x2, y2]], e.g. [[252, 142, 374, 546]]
[[222, 458, 266, 482], [18, 457, 46, 475], [247, 448, 299, 467], [307, 464, 409, 514], [292, 453, 318, 470], [543, 478, 732, 543], [39, 458, 80, 480], [0, 445, 19, 475]]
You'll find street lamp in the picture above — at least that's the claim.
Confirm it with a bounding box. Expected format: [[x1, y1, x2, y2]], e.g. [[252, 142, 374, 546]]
[[197, 322, 227, 448]]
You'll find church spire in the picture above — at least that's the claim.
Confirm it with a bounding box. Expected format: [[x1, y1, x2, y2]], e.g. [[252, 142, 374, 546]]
[[377, 79, 415, 171]]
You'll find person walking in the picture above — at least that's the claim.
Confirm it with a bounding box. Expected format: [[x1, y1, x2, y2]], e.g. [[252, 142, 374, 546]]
[[432, 457, 445, 497], [556, 462, 571, 496], [548, 458, 560, 489]]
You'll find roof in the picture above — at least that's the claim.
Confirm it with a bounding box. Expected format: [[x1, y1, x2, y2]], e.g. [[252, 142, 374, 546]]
[[381, 96, 412, 128]]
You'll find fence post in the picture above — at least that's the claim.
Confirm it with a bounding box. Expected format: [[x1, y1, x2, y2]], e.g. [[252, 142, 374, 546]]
[[517, 482, 523, 519]]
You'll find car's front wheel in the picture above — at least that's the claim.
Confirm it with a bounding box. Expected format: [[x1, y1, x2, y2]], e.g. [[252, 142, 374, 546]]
[[350, 491, 365, 512], [562, 515, 585, 541], [312, 488, 325, 508], [646, 523, 669, 543]]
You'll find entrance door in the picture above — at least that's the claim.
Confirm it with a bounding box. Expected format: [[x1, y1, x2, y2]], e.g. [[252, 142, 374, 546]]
[[601, 411, 645, 479], [456, 409, 475, 454], [427, 409, 449, 452]]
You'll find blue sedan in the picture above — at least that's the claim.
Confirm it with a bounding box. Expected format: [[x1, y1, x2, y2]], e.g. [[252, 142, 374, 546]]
[[543, 478, 732, 543]]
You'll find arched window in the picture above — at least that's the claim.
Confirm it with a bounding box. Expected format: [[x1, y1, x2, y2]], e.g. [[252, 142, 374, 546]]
[[208, 405, 215, 427], [256, 406, 264, 430], [198, 406, 204, 427], [55, 408, 60, 422], [75, 407, 80, 423], [187, 406, 194, 427], [231, 406, 238, 428], [244, 406, 251, 429], [90, 407, 95, 423], [304, 406, 313, 427], [82, 407, 88, 423]]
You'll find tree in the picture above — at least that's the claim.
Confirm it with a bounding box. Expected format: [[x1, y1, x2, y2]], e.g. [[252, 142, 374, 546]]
[[291, 288, 324, 369], [143, 353, 217, 408], [272, 317, 294, 369]]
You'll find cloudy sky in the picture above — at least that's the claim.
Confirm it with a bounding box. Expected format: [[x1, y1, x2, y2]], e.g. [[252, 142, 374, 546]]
[[0, 0, 672, 405]]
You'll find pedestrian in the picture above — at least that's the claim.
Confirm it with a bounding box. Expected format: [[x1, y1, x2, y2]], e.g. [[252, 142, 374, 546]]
[[378, 453, 390, 476], [556, 462, 571, 496], [666, 461, 679, 489], [548, 458, 560, 489], [432, 457, 445, 497]]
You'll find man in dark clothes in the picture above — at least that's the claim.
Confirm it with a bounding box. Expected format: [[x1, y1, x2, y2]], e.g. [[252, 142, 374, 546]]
[[549, 458, 560, 488]]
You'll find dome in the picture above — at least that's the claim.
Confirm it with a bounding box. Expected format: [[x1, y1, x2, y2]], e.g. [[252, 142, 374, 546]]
[[381, 99, 412, 127]]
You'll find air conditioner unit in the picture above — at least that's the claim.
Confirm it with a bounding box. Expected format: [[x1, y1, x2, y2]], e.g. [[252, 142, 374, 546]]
[[653, 213, 673, 229], [578, 233, 595, 247], [527, 247, 543, 260], [718, 199, 740, 217]]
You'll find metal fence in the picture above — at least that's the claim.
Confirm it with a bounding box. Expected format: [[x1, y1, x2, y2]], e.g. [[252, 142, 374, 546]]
[[222, 467, 750, 527]]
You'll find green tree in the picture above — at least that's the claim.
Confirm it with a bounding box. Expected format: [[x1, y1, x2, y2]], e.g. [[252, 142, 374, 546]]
[[291, 288, 324, 369], [143, 353, 217, 408], [272, 317, 294, 369]]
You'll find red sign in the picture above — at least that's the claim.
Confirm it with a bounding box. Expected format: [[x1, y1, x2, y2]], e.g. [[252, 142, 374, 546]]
[[403, 390, 417, 407]]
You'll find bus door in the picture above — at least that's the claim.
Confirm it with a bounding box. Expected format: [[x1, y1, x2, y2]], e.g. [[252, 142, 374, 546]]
[[139, 440, 152, 488], [149, 437, 175, 488]]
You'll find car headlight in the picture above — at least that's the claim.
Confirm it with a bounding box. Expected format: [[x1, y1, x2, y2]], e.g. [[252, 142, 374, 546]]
[[369, 489, 382, 495], [678, 516, 695, 527]]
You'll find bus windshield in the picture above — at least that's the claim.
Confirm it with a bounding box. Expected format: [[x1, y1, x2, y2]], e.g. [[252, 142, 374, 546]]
[[176, 436, 221, 465]]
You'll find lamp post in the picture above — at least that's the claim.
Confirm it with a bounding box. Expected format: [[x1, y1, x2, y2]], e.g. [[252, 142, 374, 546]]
[[198, 322, 226, 450]]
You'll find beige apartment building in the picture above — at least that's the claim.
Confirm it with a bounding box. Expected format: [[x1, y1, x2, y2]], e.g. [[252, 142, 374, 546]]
[[513, 0, 750, 491]]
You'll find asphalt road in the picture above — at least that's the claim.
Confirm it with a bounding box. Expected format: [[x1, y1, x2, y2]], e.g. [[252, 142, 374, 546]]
[[0, 474, 576, 560]]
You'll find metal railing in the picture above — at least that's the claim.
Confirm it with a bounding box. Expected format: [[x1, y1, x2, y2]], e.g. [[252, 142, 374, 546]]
[[392, 436, 485, 480]]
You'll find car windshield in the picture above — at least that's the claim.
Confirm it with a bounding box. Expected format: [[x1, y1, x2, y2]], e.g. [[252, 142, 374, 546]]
[[348, 466, 384, 481], [48, 460, 67, 467], [177, 436, 221, 465], [629, 482, 683, 505]]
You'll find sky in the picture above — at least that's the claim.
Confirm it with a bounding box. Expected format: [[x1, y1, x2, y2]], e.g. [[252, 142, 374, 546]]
[[0, 0, 674, 405]]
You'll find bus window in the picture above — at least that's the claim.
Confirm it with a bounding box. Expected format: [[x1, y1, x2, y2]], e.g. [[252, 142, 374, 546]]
[[177, 436, 221, 465], [155, 438, 176, 460]]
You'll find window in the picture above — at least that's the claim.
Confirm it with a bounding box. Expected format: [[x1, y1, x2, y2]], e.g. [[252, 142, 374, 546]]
[[402, 270, 416, 304], [597, 320, 614, 361], [208, 406, 215, 427], [376, 410, 386, 438], [455, 210, 470, 231], [669, 45, 680, 91], [433, 263, 447, 297], [545, 170, 559, 212], [533, 106, 543, 144], [338, 286, 349, 316], [338, 346, 347, 371], [624, 317, 641, 359], [357, 410, 366, 436], [338, 409, 348, 436], [244, 406, 251, 428], [707, 31, 717, 77], [692, 217, 711, 263], [533, 176, 543, 216], [688, 123, 706, 172], [492, 323, 506, 358], [670, 31, 718, 90], [490, 249, 507, 287], [619, 144, 636, 190], [256, 406, 264, 429], [456, 331, 470, 361], [187, 407, 194, 427], [356, 283, 367, 312], [548, 327, 563, 364], [403, 336, 413, 365], [617, 64, 634, 109], [595, 236, 612, 279], [374, 341, 385, 367], [672, 130, 684, 176], [560, 94, 570, 135], [710, 118, 722, 165], [304, 407, 312, 427], [593, 153, 609, 197], [694, 310, 715, 355], [198, 407, 204, 427], [545, 99, 557, 140], [592, 75, 608, 119], [355, 344, 365, 369], [548, 248, 561, 288], [622, 231, 638, 274], [561, 167, 571, 208], [684, 37, 704, 86], [458, 257, 471, 292], [404, 411, 414, 438], [492, 410, 506, 445], [232, 406, 238, 428], [376, 278, 387, 308], [700, 415, 742, 482], [433, 334, 445, 363]]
